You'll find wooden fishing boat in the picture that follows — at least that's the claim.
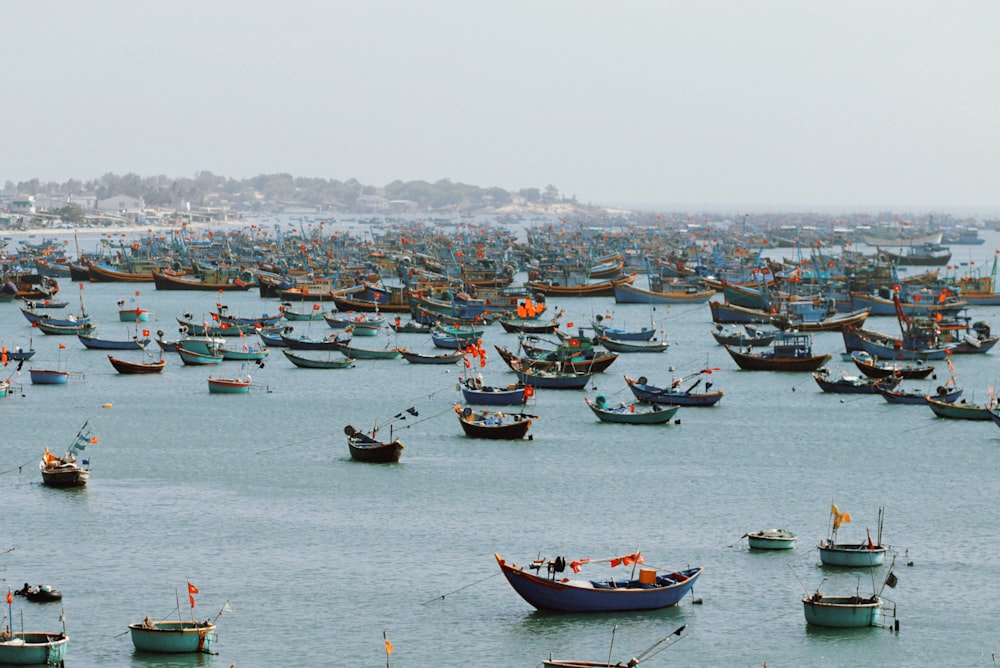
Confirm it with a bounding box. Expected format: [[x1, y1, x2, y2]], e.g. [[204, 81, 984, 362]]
[[596, 336, 669, 354], [590, 316, 656, 341], [280, 304, 327, 321], [725, 332, 831, 371], [584, 396, 679, 424], [280, 330, 353, 351], [39, 422, 94, 487], [747, 528, 796, 550], [85, 259, 155, 282], [388, 319, 434, 333], [496, 552, 701, 612], [152, 268, 252, 291], [108, 355, 166, 374], [624, 373, 724, 407], [455, 405, 533, 439], [460, 376, 529, 405], [613, 281, 714, 304], [397, 348, 464, 364], [29, 369, 70, 385], [128, 620, 217, 654], [118, 301, 149, 322], [543, 625, 686, 668], [177, 348, 225, 366], [334, 342, 401, 360], [708, 301, 792, 328], [207, 375, 251, 394], [0, 345, 35, 361], [282, 350, 355, 369], [850, 351, 935, 379], [324, 311, 384, 335], [499, 317, 559, 334], [78, 331, 151, 350], [819, 504, 889, 567], [20, 306, 91, 327], [812, 368, 898, 394], [792, 307, 871, 332], [345, 424, 404, 463], [526, 272, 636, 298], [0, 631, 68, 665], [710, 324, 776, 347], [877, 383, 962, 405], [926, 396, 995, 420], [513, 363, 592, 389], [34, 320, 95, 336]]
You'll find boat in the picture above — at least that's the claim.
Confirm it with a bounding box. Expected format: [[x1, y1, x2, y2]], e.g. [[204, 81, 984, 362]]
[[85, 259, 155, 282], [152, 268, 253, 291], [590, 315, 656, 341], [77, 330, 151, 350], [282, 350, 355, 369], [280, 329, 353, 351], [596, 336, 669, 354], [280, 304, 327, 321], [499, 313, 561, 334], [108, 355, 166, 374], [725, 331, 831, 372], [878, 383, 963, 405], [584, 395, 679, 424], [39, 421, 94, 487], [29, 369, 70, 385], [177, 348, 224, 366], [747, 529, 796, 550], [542, 625, 686, 668], [460, 375, 529, 405], [624, 372, 724, 407], [803, 559, 900, 629], [388, 319, 434, 333], [344, 424, 404, 463], [818, 504, 889, 567], [513, 362, 592, 390], [614, 281, 714, 304], [812, 368, 898, 394], [455, 405, 533, 439], [324, 311, 384, 335], [0, 629, 68, 666], [34, 320, 95, 336], [129, 619, 217, 654], [926, 395, 995, 420], [878, 243, 952, 266], [13, 584, 62, 603], [207, 374, 252, 394], [397, 348, 465, 364], [495, 552, 702, 612], [527, 272, 637, 298], [0, 344, 35, 362], [334, 342, 401, 360], [118, 303, 149, 322], [850, 351, 935, 380], [20, 306, 90, 328], [710, 324, 776, 347]]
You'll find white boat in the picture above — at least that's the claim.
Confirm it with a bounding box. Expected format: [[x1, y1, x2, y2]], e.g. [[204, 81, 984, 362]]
[[747, 528, 796, 550]]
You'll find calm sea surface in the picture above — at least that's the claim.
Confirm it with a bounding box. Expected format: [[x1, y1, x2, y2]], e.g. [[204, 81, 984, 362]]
[[2, 222, 1000, 667]]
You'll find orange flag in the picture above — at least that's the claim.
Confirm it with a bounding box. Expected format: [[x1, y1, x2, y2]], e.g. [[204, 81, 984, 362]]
[[384, 639, 394, 655], [5, 590, 10, 604], [187, 582, 199, 608], [58, 343, 66, 350]]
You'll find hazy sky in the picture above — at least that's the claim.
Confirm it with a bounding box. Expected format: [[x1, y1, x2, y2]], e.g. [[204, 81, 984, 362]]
[[3, 2, 999, 211]]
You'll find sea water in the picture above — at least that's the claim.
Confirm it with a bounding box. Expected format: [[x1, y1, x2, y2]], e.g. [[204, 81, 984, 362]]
[[0, 225, 999, 667]]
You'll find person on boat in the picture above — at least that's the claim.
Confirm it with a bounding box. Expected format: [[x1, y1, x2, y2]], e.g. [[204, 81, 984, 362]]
[[143, 616, 156, 629], [14, 582, 31, 596], [473, 373, 484, 389]]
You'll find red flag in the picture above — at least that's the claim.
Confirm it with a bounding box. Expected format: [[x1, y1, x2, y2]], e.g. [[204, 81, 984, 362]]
[[5, 590, 11, 604], [187, 582, 198, 608], [59, 343, 66, 349]]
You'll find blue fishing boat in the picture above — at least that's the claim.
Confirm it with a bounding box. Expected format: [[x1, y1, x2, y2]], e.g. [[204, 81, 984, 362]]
[[803, 560, 899, 629], [624, 372, 724, 406], [818, 505, 889, 567], [812, 368, 898, 394], [513, 362, 591, 389], [207, 375, 251, 394], [281, 350, 355, 369], [496, 552, 702, 612], [596, 335, 669, 354], [460, 376, 529, 405], [397, 348, 464, 364], [725, 331, 831, 371], [613, 281, 714, 304], [710, 324, 776, 347], [20, 306, 90, 327], [29, 369, 70, 385], [77, 331, 151, 350], [590, 315, 656, 341], [877, 383, 962, 405], [177, 348, 224, 366]]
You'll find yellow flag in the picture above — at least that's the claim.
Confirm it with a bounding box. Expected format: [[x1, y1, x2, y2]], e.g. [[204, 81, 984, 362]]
[[840, 512, 851, 524], [385, 640, 394, 655], [830, 503, 840, 516]]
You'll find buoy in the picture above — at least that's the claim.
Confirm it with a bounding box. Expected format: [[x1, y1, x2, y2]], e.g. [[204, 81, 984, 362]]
[[102, 403, 112, 409]]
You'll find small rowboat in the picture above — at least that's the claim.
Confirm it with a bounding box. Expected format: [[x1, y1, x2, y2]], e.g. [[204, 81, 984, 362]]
[[802, 593, 885, 628], [345, 424, 404, 463], [455, 405, 533, 439], [397, 348, 465, 365], [334, 342, 401, 360], [177, 348, 224, 366], [877, 384, 962, 405], [29, 369, 70, 385], [460, 377, 529, 405], [0, 632, 69, 665], [926, 395, 994, 420], [282, 350, 355, 369], [207, 376, 251, 394], [108, 355, 166, 374], [850, 351, 934, 379], [128, 620, 217, 653], [747, 528, 796, 550], [543, 625, 686, 668], [596, 335, 669, 354], [584, 396, 678, 424]]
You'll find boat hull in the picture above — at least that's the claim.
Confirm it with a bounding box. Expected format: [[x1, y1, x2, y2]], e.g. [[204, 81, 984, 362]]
[[585, 398, 678, 424], [725, 345, 831, 372], [282, 350, 355, 368], [747, 529, 796, 550], [29, 369, 69, 385], [0, 633, 68, 665], [496, 554, 701, 612], [624, 376, 724, 406], [207, 378, 251, 394], [347, 430, 404, 463], [818, 543, 887, 567], [129, 621, 216, 653], [802, 595, 883, 628], [40, 466, 89, 488]]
